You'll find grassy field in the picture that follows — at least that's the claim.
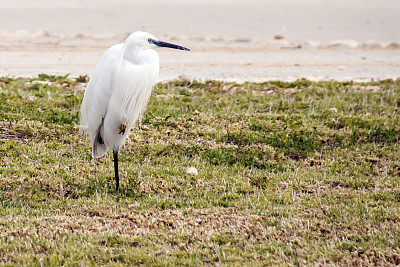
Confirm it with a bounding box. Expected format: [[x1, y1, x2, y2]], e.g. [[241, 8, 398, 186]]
[[0, 75, 399, 266]]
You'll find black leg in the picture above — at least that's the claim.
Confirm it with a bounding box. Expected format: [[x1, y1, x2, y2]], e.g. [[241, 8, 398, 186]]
[[113, 150, 120, 193]]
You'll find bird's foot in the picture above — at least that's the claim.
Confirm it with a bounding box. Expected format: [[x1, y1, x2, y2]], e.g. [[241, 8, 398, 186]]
[[118, 123, 127, 135]]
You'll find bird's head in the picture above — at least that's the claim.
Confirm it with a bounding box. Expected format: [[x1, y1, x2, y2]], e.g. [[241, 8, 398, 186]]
[[125, 31, 190, 51]]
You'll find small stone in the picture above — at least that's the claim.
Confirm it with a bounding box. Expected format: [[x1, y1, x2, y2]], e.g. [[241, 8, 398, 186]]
[[186, 167, 198, 176]]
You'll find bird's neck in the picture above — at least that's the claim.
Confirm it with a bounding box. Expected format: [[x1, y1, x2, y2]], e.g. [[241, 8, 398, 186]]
[[122, 48, 142, 64], [121, 42, 148, 65]]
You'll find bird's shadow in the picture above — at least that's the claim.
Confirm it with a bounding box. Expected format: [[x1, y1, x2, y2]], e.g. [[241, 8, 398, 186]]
[[84, 177, 140, 199], [58, 173, 142, 201]]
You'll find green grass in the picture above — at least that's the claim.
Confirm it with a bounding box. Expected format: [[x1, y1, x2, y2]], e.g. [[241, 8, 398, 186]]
[[0, 75, 399, 266]]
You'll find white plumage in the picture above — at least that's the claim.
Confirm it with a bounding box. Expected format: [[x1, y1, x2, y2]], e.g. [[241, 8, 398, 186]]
[[80, 31, 189, 192]]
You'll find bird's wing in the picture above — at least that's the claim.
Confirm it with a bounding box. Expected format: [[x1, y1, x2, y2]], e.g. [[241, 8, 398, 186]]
[[81, 47, 159, 155], [110, 56, 159, 131], [80, 43, 123, 143]]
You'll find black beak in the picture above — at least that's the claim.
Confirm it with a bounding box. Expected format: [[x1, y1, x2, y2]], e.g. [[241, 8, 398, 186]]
[[152, 40, 190, 51]]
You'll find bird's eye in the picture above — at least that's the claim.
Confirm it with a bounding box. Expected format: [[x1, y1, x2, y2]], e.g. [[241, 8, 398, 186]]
[[148, 38, 152, 43]]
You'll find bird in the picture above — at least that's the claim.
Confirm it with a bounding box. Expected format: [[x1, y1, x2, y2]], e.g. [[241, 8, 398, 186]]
[[80, 31, 189, 193]]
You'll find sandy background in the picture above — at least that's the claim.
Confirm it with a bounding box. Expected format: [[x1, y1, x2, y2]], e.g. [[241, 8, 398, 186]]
[[1, 0, 399, 82]]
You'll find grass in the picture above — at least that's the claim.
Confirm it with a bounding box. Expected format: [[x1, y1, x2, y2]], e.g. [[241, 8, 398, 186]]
[[0, 75, 399, 266]]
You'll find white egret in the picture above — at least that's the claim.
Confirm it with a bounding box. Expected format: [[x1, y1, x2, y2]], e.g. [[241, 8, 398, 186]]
[[80, 31, 189, 193]]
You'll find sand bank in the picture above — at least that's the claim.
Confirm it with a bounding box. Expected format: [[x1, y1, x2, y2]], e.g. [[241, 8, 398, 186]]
[[1, 0, 399, 81]]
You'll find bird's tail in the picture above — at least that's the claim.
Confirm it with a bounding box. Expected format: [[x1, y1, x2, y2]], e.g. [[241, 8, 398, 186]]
[[92, 131, 107, 158], [92, 144, 107, 158]]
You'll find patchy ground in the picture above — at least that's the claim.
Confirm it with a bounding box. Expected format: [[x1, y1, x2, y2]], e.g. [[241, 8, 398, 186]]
[[0, 76, 399, 265]]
